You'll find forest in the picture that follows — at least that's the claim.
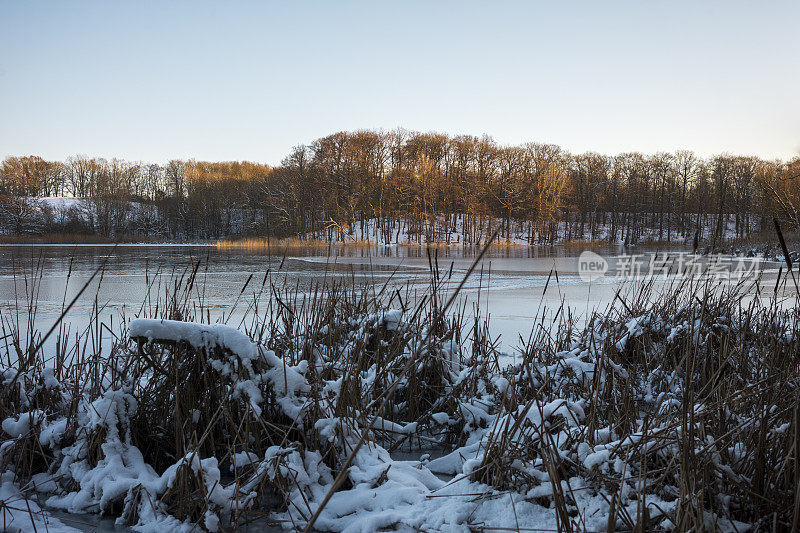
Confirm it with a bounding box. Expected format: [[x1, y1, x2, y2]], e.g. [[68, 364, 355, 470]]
[[1, 129, 799, 245]]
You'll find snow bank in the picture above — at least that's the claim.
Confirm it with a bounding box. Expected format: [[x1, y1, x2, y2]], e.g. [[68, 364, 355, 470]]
[[0, 472, 82, 533], [1, 293, 793, 531]]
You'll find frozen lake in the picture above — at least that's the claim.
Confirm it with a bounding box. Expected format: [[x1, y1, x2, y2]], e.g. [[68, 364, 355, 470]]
[[0, 243, 787, 357]]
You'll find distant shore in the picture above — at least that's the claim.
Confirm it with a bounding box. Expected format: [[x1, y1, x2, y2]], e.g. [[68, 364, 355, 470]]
[[1, 230, 797, 259], [0, 233, 214, 246]]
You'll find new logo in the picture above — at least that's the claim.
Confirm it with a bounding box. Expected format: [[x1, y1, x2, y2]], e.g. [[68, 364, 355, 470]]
[[578, 251, 608, 282]]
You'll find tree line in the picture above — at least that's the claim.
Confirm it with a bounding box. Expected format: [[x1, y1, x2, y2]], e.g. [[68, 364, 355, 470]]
[[1, 129, 798, 244]]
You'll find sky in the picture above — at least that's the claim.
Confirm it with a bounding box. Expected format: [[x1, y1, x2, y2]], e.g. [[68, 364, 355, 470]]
[[1, 0, 799, 164]]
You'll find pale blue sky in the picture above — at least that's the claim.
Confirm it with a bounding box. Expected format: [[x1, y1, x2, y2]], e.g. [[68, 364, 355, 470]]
[[1, 1, 798, 163]]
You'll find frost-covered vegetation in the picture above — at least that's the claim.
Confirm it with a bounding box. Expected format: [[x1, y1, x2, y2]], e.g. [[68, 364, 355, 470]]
[[1, 259, 799, 531]]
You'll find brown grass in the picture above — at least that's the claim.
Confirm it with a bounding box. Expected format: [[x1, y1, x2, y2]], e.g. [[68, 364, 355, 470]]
[[215, 235, 615, 252], [215, 236, 374, 252]]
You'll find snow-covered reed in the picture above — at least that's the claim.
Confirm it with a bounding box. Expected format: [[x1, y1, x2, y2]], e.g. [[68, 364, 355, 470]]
[[1, 256, 798, 532]]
